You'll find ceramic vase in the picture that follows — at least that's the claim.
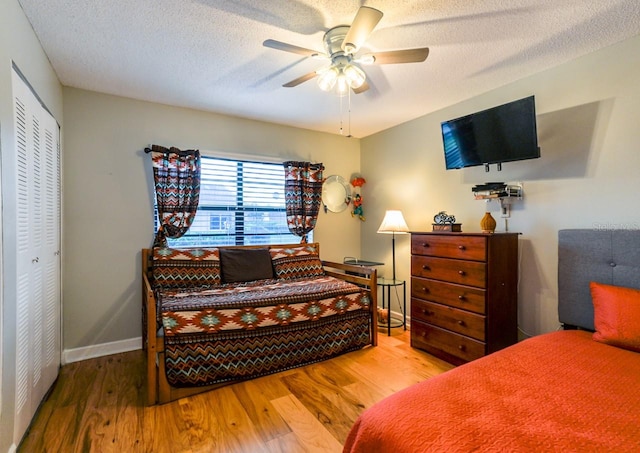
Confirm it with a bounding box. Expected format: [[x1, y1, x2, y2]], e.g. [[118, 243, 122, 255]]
[[480, 212, 496, 233]]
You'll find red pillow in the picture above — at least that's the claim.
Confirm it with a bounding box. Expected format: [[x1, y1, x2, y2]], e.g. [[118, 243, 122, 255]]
[[590, 281, 640, 352]]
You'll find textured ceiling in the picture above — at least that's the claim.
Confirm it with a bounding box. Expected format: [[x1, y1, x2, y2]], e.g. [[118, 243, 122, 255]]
[[17, 0, 640, 138]]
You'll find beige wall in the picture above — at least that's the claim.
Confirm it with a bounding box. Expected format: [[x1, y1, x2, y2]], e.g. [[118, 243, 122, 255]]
[[61, 87, 362, 351], [361, 35, 640, 336], [4, 1, 639, 444], [0, 0, 64, 450]]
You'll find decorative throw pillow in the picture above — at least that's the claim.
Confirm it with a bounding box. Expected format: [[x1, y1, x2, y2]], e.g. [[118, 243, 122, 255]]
[[152, 247, 221, 288], [270, 244, 325, 280], [590, 281, 640, 352], [219, 248, 274, 283]]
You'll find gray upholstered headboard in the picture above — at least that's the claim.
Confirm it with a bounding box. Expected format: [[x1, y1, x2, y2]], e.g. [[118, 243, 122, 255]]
[[558, 229, 640, 330]]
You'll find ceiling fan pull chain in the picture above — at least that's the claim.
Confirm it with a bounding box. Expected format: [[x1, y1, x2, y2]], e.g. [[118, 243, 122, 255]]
[[339, 92, 344, 135], [348, 89, 352, 138]]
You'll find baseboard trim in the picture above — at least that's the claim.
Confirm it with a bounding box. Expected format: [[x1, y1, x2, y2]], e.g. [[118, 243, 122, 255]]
[[63, 337, 142, 364]]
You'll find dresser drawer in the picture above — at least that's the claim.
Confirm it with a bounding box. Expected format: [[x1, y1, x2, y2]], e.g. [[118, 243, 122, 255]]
[[411, 277, 486, 314], [411, 298, 485, 341], [411, 321, 485, 362], [412, 234, 487, 261], [411, 255, 486, 288]]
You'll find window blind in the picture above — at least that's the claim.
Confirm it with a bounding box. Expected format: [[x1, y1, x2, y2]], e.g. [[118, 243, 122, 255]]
[[158, 156, 306, 247]]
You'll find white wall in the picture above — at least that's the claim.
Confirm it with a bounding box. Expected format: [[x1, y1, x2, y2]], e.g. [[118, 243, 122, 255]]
[[361, 35, 640, 336], [61, 87, 362, 352], [0, 0, 64, 450]]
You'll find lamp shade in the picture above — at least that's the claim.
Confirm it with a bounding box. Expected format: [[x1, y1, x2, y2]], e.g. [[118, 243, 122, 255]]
[[377, 210, 409, 234]]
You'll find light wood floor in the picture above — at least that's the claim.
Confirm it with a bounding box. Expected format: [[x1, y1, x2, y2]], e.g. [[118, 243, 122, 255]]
[[19, 329, 454, 453]]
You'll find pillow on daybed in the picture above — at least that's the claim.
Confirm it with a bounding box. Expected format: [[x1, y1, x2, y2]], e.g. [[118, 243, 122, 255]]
[[219, 248, 274, 283], [269, 244, 325, 280], [590, 281, 640, 353], [153, 247, 221, 288]]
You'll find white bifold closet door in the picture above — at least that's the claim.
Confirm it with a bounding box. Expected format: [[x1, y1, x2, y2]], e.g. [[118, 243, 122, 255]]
[[11, 68, 61, 445]]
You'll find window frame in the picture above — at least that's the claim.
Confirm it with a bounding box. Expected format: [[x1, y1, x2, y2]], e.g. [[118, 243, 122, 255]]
[[155, 154, 306, 247]]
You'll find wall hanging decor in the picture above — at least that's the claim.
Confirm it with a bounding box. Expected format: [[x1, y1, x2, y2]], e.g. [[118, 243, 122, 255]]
[[321, 175, 351, 213], [351, 176, 366, 221]]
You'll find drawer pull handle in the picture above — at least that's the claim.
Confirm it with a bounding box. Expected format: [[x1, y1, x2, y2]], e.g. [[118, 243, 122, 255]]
[[422, 309, 433, 316], [422, 265, 430, 270], [458, 245, 466, 250], [458, 295, 466, 301], [458, 270, 466, 276], [457, 320, 465, 326], [422, 243, 429, 247], [458, 345, 466, 351], [422, 287, 430, 293]]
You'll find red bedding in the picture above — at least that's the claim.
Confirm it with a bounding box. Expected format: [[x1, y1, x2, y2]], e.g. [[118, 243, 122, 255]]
[[344, 330, 640, 452]]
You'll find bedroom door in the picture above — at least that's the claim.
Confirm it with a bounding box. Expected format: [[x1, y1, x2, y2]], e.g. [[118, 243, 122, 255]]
[[10, 67, 61, 446]]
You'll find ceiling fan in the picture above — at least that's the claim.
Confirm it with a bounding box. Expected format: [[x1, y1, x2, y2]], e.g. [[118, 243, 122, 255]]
[[263, 6, 429, 95]]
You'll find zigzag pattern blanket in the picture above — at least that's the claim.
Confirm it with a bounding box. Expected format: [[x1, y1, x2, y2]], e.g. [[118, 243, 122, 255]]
[[157, 276, 372, 387]]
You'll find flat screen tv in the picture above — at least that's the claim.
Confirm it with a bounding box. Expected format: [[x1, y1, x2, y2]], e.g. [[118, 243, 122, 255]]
[[441, 96, 540, 170]]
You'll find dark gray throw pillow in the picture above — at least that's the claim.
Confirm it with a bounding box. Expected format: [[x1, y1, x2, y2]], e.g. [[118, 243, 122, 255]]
[[219, 248, 274, 283]]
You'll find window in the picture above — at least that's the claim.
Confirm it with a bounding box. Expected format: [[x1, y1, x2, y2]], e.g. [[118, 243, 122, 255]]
[[209, 213, 232, 232], [158, 156, 306, 247]]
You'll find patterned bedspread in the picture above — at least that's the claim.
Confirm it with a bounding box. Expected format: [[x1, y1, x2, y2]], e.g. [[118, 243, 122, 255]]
[[157, 275, 373, 387]]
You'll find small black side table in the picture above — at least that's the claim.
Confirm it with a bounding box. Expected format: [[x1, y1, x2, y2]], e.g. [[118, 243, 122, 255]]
[[343, 258, 384, 267], [377, 277, 406, 336]]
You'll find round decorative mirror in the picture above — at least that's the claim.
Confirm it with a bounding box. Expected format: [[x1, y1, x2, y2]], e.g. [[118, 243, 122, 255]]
[[322, 175, 351, 213]]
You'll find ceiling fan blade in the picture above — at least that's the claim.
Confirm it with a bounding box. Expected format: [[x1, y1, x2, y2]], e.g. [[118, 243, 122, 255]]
[[283, 72, 318, 87], [367, 47, 430, 65], [263, 39, 321, 57], [342, 6, 383, 54], [352, 81, 370, 94]]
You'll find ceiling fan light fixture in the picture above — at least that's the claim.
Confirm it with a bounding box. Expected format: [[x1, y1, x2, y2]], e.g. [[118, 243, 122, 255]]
[[335, 73, 349, 96], [266, 5, 428, 94], [317, 67, 339, 91], [344, 64, 366, 89]]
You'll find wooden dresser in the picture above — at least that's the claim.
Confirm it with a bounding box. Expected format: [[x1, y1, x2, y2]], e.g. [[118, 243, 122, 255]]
[[410, 232, 519, 365]]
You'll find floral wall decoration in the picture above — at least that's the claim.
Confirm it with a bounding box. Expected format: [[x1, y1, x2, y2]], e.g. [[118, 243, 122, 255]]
[[351, 176, 366, 221]]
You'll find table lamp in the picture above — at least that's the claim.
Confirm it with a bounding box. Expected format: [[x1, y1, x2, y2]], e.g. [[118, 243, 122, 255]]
[[377, 210, 409, 280]]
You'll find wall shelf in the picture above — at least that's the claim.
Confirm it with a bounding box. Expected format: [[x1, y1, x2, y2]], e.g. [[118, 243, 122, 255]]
[[472, 183, 523, 218]]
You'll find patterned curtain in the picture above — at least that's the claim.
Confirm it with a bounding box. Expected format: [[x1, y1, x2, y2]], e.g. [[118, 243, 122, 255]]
[[147, 145, 201, 248], [283, 161, 324, 243]]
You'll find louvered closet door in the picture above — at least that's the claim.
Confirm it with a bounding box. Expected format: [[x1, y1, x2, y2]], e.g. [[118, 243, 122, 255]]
[[11, 68, 61, 444], [41, 115, 61, 389]]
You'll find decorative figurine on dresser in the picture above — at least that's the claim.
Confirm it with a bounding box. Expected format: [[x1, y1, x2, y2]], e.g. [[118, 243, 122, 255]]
[[410, 231, 519, 365]]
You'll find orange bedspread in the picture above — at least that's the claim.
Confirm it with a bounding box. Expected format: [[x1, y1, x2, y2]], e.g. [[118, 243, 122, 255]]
[[344, 330, 640, 452]]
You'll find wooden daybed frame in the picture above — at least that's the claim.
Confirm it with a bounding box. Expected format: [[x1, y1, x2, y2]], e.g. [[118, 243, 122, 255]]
[[141, 243, 378, 405]]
